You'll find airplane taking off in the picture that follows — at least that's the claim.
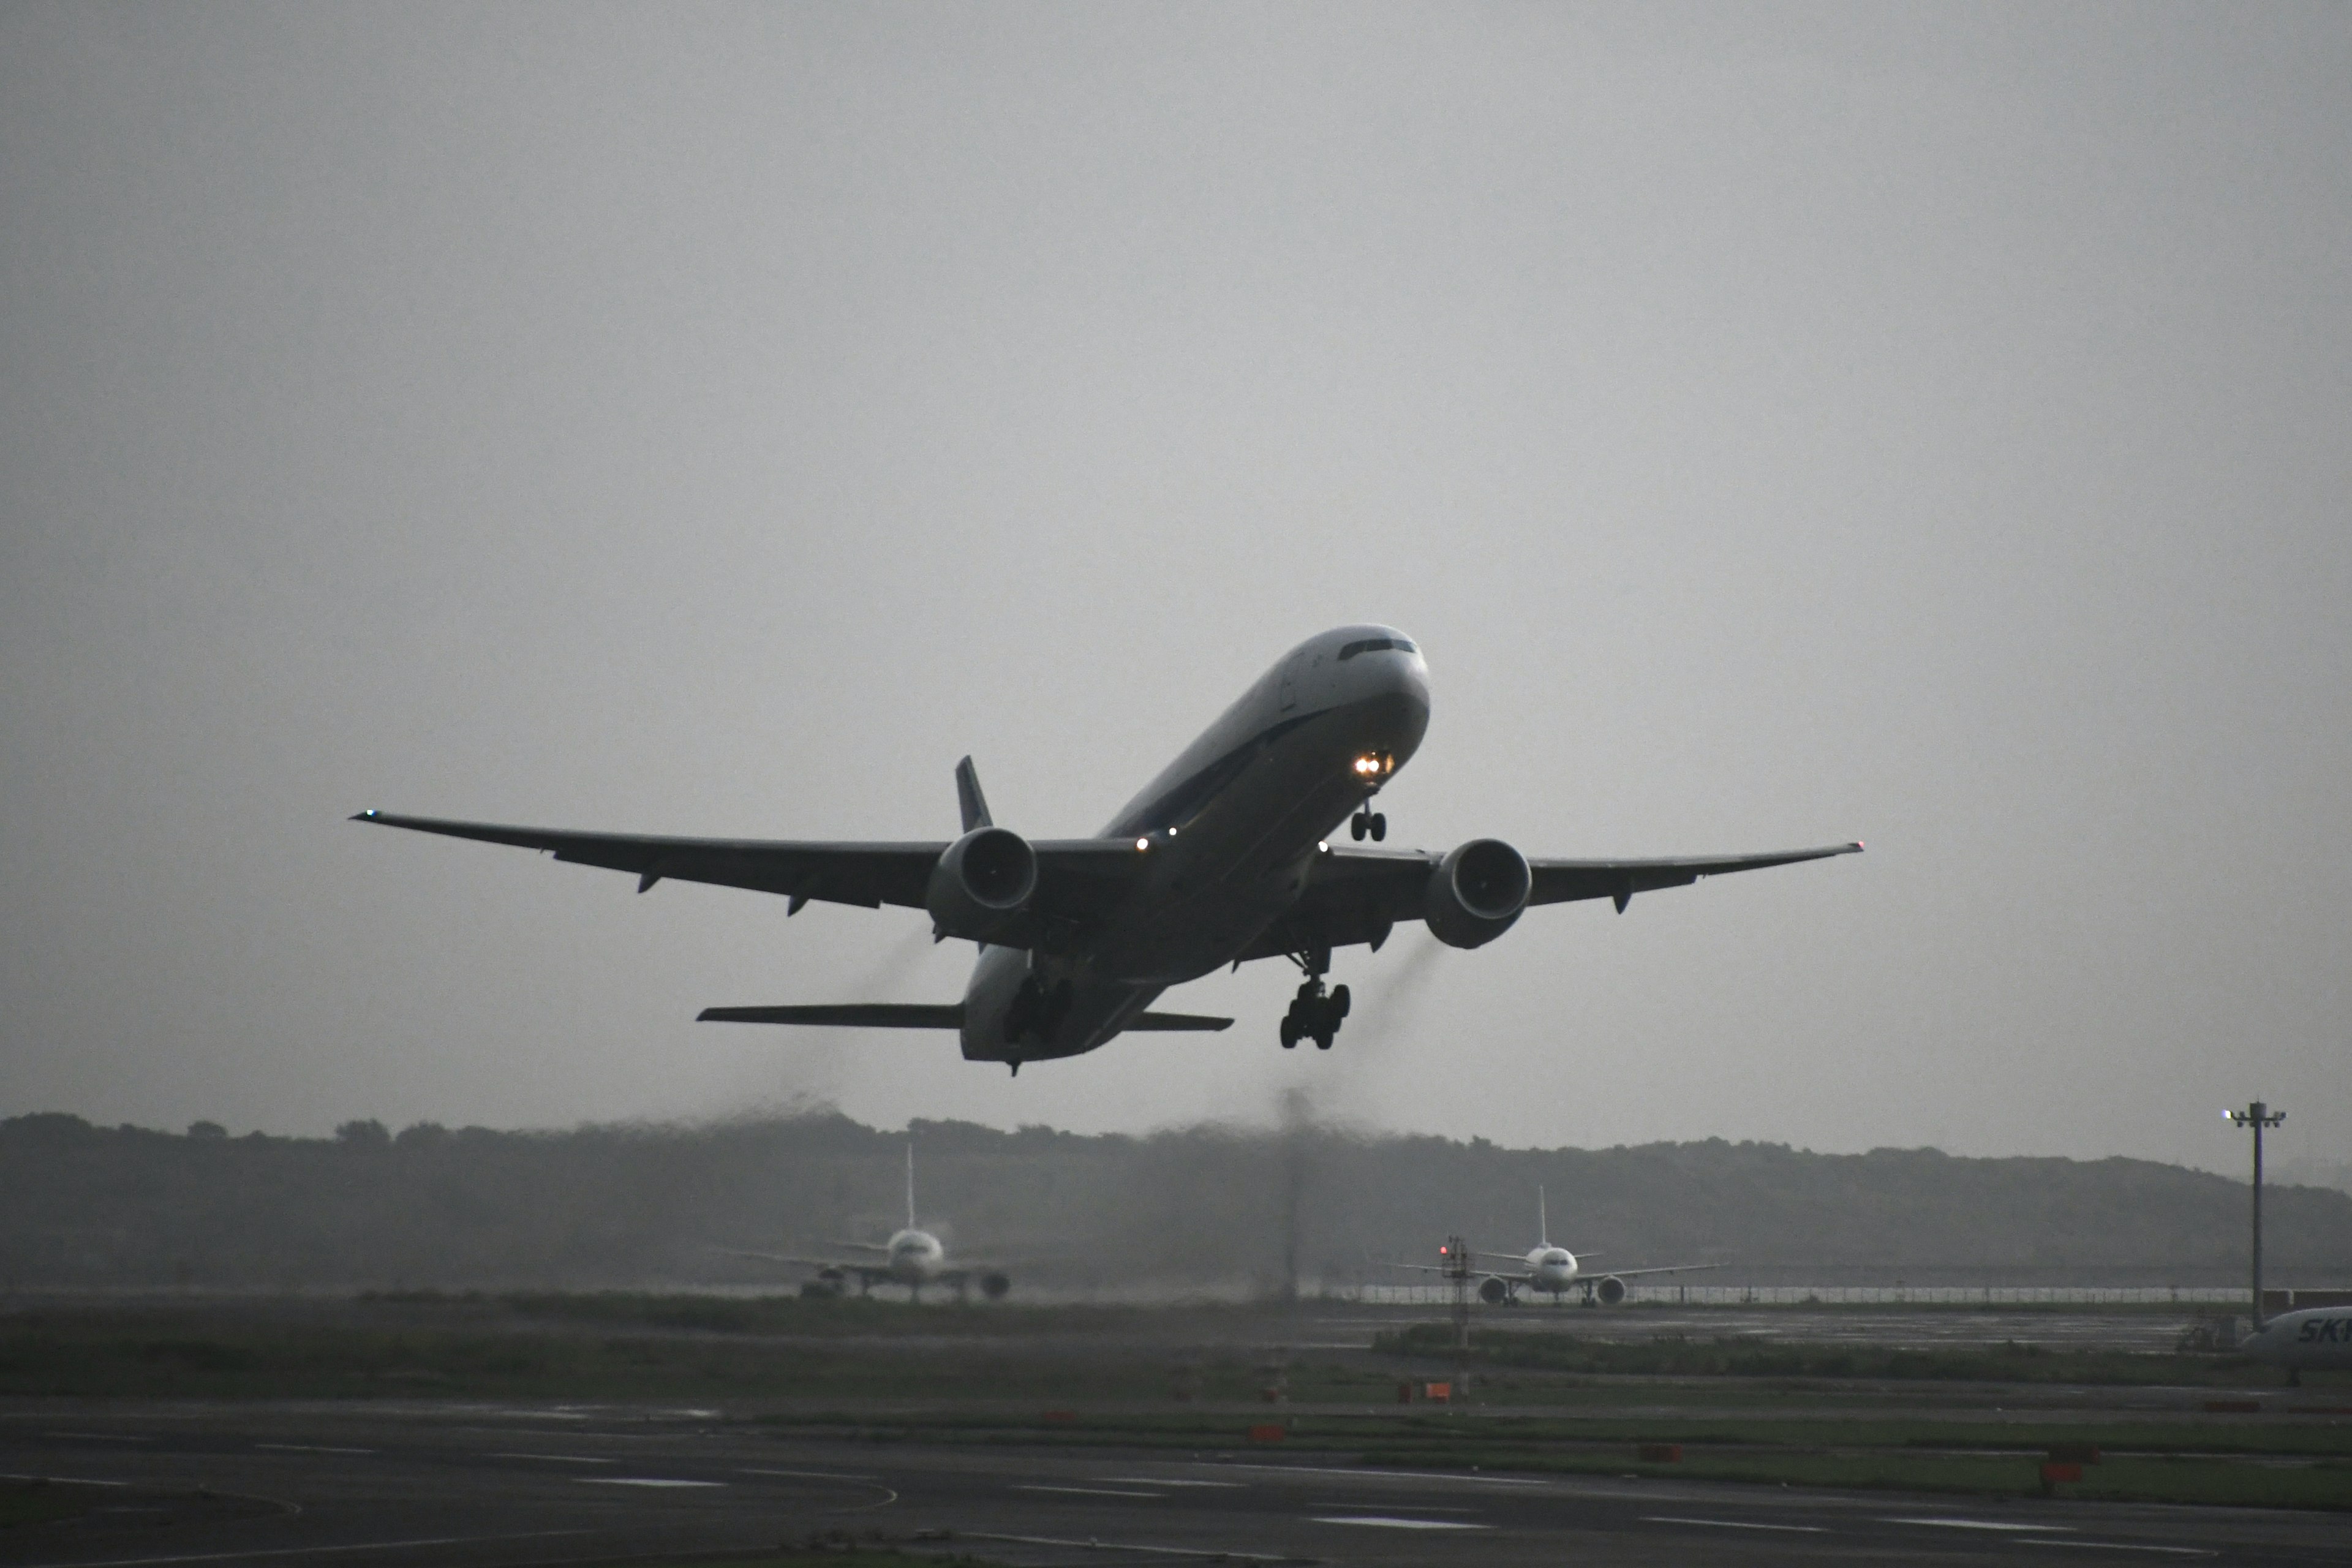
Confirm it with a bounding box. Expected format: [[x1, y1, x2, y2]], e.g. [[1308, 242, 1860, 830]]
[[718, 1142, 1009, 1303], [1392, 1188, 1724, 1306], [356, 625, 1860, 1072]]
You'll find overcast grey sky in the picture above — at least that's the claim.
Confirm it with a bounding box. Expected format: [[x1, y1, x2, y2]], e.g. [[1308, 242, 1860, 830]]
[[4, 3, 2346, 1172]]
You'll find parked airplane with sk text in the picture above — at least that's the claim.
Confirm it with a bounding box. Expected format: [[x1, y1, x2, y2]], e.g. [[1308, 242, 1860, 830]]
[[717, 1142, 1009, 1303], [356, 625, 1860, 1073], [2241, 1306, 2352, 1384], [1393, 1188, 1725, 1306]]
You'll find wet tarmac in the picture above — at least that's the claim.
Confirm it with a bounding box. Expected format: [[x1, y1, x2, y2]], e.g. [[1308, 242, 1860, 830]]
[[3, 1398, 2346, 1568]]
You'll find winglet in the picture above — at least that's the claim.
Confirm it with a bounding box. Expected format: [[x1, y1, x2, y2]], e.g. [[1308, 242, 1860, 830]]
[[955, 756, 992, 832]]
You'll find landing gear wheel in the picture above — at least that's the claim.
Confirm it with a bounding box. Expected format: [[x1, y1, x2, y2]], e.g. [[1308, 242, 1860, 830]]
[[1279, 1017, 1299, 1049], [1330, 984, 1351, 1020], [1368, 813, 1386, 842], [1349, 812, 1368, 841]]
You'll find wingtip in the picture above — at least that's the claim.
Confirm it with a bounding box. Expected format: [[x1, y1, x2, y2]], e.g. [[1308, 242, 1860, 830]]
[[350, 809, 382, 823]]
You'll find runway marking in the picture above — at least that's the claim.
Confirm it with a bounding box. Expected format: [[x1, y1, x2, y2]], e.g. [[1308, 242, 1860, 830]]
[[1882, 1517, 2069, 1532], [960, 1533, 1294, 1562], [1643, 1515, 1828, 1534], [1222, 1461, 1542, 1486], [2015, 1542, 2215, 1556], [739, 1466, 881, 1481], [1102, 1477, 1246, 1488], [1313, 1515, 1490, 1531], [576, 1476, 725, 1488], [43, 1432, 148, 1442], [491, 1452, 613, 1464], [1017, 1483, 1165, 1498], [11, 1529, 593, 1567], [255, 1443, 375, 1455]]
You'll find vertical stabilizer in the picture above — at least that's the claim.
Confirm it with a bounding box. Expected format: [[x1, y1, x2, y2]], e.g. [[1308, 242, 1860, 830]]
[[1538, 1186, 1548, 1248], [906, 1139, 918, 1231], [955, 756, 992, 832]]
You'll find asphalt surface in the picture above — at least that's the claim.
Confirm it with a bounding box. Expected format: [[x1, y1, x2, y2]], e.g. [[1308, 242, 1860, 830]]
[[3, 1400, 2346, 1568]]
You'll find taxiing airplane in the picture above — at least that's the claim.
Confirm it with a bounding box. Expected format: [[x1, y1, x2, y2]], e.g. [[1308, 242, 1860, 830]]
[[1392, 1188, 1724, 1306], [356, 625, 1859, 1072], [2240, 1306, 2352, 1384], [718, 1142, 1010, 1303]]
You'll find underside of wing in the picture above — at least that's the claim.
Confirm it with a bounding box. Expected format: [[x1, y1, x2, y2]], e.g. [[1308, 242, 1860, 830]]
[[1121, 1011, 1234, 1031], [1242, 839, 1861, 959], [1524, 844, 1863, 910], [699, 1004, 965, 1028], [352, 810, 1145, 930]]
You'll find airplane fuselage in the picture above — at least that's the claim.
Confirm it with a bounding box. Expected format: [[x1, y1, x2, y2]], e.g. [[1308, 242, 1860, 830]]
[[2242, 1308, 2352, 1373], [960, 625, 1430, 1066], [1523, 1246, 1580, 1295], [882, 1227, 947, 1285]]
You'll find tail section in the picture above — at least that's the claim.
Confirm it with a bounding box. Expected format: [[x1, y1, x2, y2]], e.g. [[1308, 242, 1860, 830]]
[[956, 756, 992, 832], [906, 1139, 918, 1231], [1539, 1186, 1549, 1248]]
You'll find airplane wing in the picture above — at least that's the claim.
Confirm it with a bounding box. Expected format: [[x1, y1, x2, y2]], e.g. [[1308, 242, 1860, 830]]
[[1589, 1261, 1729, 1280], [1241, 841, 1862, 959], [698, 1003, 1231, 1031], [1381, 1261, 1532, 1283], [351, 811, 1142, 927], [712, 1246, 887, 1275]]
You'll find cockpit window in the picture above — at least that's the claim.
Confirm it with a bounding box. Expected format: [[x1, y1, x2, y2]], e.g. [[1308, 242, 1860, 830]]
[[1338, 636, 1418, 661]]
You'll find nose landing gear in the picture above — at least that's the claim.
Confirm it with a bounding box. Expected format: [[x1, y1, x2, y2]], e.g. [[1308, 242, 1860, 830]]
[[1278, 949, 1349, 1050], [1349, 810, 1387, 842]]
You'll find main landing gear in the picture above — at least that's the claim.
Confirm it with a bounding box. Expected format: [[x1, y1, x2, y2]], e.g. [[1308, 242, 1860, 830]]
[[1278, 949, 1349, 1050], [1349, 809, 1387, 842], [1005, 973, 1071, 1045]]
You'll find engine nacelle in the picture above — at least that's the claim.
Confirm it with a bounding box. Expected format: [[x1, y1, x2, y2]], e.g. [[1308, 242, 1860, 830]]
[[1594, 1275, 1627, 1306], [1478, 1275, 1511, 1305], [1423, 838, 1532, 949], [979, 1271, 1012, 1300], [925, 827, 1038, 940]]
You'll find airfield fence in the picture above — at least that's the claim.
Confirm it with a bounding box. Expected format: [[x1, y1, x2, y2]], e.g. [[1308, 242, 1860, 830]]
[[1336, 1283, 2251, 1308]]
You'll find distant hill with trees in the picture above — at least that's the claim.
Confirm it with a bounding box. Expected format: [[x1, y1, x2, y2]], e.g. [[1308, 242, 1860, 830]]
[[6, 1110, 2346, 1293]]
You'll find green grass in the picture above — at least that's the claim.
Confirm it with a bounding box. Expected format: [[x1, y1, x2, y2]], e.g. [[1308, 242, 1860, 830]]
[[1378, 1321, 2292, 1387]]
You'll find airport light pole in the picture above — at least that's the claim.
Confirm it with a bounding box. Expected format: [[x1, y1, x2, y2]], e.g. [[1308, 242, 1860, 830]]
[[2223, 1102, 2285, 1330]]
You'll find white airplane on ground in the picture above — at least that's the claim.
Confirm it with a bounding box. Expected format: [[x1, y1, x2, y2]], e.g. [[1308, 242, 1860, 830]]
[[2241, 1306, 2352, 1384], [356, 625, 1859, 1072], [1392, 1188, 1725, 1306], [718, 1142, 1010, 1303]]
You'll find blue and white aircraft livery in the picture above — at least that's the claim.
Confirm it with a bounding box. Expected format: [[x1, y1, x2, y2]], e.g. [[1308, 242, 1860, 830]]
[[356, 625, 1860, 1073], [2242, 1308, 2352, 1379]]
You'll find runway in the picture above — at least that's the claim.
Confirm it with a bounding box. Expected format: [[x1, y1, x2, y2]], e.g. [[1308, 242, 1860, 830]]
[[3, 1400, 2345, 1568]]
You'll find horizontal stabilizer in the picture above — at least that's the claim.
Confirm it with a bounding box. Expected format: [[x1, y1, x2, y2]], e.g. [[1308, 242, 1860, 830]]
[[699, 1003, 963, 1028]]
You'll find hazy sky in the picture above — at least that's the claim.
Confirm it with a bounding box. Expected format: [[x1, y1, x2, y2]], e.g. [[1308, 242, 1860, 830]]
[[5, 3, 2346, 1172]]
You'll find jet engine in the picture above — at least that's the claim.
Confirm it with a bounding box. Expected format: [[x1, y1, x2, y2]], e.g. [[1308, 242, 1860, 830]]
[[1423, 838, 1532, 949], [979, 1271, 1012, 1300], [1478, 1275, 1511, 1305], [925, 827, 1038, 940], [1594, 1275, 1627, 1306]]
